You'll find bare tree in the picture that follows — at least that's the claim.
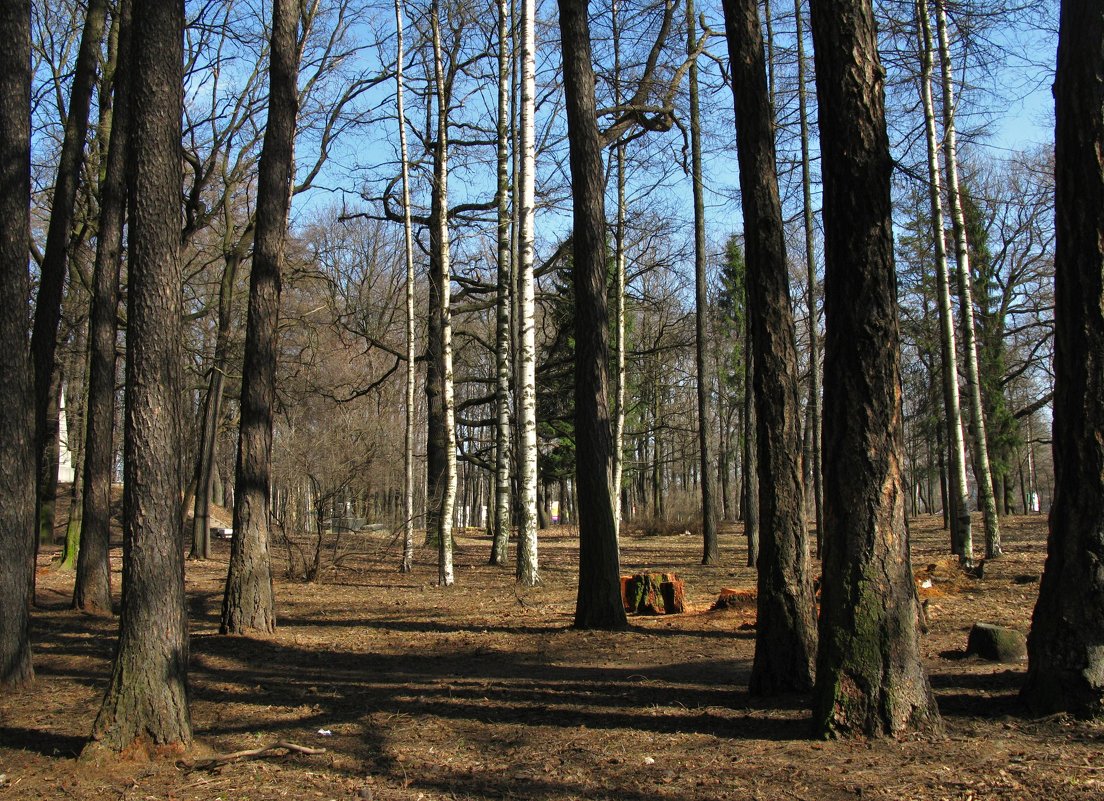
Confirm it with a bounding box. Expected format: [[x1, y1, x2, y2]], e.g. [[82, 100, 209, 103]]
[[89, 0, 191, 750], [1022, 0, 1104, 718], [809, 0, 941, 737], [0, 0, 36, 689], [722, 0, 816, 695], [220, 0, 302, 634]]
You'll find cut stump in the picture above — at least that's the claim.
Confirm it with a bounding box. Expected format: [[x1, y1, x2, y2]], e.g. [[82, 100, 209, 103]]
[[621, 572, 685, 614]]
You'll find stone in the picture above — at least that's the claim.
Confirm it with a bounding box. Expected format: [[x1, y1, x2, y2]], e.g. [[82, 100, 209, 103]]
[[965, 623, 1027, 662]]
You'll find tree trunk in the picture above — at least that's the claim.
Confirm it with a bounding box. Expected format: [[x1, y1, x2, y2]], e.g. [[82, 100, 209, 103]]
[[221, 0, 301, 635], [793, 0, 824, 557], [917, 0, 973, 563], [89, 0, 190, 749], [558, 0, 627, 631], [1022, 0, 1104, 718], [0, 0, 36, 689], [430, 0, 455, 587], [394, 0, 417, 574], [743, 284, 759, 568], [75, 0, 130, 615], [934, 0, 1001, 559], [689, 0, 719, 567], [808, 0, 941, 737], [515, 0, 539, 586], [611, 0, 626, 540], [722, 0, 817, 695], [31, 0, 108, 565]]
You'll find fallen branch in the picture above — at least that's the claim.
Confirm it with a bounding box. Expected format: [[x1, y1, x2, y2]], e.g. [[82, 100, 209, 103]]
[[182, 740, 327, 771]]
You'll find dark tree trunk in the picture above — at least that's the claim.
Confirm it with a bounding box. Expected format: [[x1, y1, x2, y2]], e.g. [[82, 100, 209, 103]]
[[423, 142, 448, 548], [31, 0, 108, 559], [0, 0, 35, 689], [89, 0, 190, 750], [191, 246, 245, 561], [808, 0, 941, 737], [1022, 0, 1104, 718], [688, 0, 719, 567], [743, 287, 759, 567], [723, 0, 817, 695], [558, 0, 627, 631], [75, 0, 131, 616], [221, 0, 300, 635]]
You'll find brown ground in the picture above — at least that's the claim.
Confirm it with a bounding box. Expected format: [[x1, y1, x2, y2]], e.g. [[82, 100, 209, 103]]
[[3, 514, 1104, 800]]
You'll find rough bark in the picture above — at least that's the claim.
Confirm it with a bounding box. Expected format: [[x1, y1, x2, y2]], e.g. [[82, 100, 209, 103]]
[[916, 0, 973, 563], [808, 0, 941, 737], [743, 290, 759, 568], [31, 0, 109, 553], [0, 0, 36, 689], [689, 0, 719, 567], [793, 0, 824, 556], [221, 0, 301, 635], [723, 0, 817, 695], [558, 0, 627, 631], [1022, 0, 1104, 718], [75, 0, 127, 614], [89, 0, 190, 749]]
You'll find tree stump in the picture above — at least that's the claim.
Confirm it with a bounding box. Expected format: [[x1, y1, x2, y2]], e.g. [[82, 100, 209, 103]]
[[621, 572, 685, 614], [966, 623, 1027, 662]]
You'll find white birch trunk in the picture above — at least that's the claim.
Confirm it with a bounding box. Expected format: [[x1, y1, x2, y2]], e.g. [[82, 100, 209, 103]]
[[610, 0, 626, 541], [918, 0, 973, 563], [491, 0, 512, 566], [394, 0, 416, 574], [431, 0, 455, 586], [935, 0, 1002, 558], [515, 0, 539, 585]]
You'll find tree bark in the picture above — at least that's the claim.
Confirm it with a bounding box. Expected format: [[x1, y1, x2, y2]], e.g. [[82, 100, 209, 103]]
[[74, 0, 129, 616], [743, 285, 759, 568], [558, 0, 627, 631], [934, 0, 1001, 559], [394, 0, 417, 574], [808, 0, 941, 737], [221, 0, 301, 634], [723, 0, 817, 695], [689, 0, 719, 567], [89, 0, 190, 749], [917, 0, 973, 563], [430, 0, 456, 587], [31, 0, 109, 556], [0, 0, 36, 689], [1022, 0, 1104, 718], [793, 0, 824, 557], [515, 0, 539, 586]]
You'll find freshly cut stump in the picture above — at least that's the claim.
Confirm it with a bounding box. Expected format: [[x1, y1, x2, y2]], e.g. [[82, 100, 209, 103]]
[[621, 572, 685, 614]]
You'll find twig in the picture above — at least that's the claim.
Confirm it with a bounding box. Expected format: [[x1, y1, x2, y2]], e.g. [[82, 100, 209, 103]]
[[181, 740, 327, 772]]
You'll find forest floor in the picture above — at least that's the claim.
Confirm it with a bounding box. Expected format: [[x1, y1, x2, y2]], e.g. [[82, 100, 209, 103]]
[[3, 512, 1104, 800]]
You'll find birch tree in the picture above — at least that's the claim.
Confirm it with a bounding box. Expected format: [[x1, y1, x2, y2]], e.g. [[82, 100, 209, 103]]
[[935, 0, 1001, 558], [917, 0, 973, 562], [515, 0, 539, 586]]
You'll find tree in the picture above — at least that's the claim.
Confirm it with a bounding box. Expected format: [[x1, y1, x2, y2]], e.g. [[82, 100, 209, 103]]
[[689, 0, 719, 566], [0, 0, 35, 689], [558, 0, 627, 631], [516, 0, 539, 586], [74, 0, 132, 614], [916, 0, 973, 561], [221, 0, 301, 634], [89, 0, 191, 750], [30, 0, 108, 555], [934, 0, 1001, 558], [394, 0, 417, 574], [1022, 0, 1104, 718], [722, 0, 817, 695], [809, 0, 941, 736]]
